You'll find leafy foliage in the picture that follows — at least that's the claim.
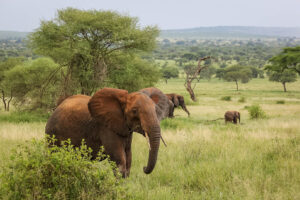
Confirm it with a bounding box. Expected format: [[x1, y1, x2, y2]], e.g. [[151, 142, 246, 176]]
[[161, 65, 179, 83], [29, 8, 159, 95], [268, 70, 297, 92], [109, 55, 161, 92], [200, 66, 216, 80], [4, 57, 60, 110], [223, 65, 252, 90], [247, 104, 267, 119], [0, 57, 26, 111], [266, 46, 300, 75], [0, 138, 125, 200]]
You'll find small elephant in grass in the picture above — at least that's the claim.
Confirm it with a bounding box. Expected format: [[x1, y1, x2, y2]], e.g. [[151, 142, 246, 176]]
[[224, 111, 240, 124], [46, 87, 170, 178], [166, 93, 190, 117]]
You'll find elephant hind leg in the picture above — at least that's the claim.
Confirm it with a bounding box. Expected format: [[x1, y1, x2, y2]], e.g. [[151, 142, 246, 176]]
[[233, 118, 237, 124]]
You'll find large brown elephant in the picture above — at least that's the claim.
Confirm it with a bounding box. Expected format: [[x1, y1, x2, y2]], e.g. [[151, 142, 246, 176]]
[[224, 111, 240, 124], [166, 93, 190, 117], [45, 87, 168, 178]]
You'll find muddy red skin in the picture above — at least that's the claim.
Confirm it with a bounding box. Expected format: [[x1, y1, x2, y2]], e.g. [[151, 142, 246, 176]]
[[46, 87, 168, 177]]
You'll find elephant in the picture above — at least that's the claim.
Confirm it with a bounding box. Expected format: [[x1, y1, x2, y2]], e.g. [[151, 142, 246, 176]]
[[224, 111, 240, 124], [140, 88, 174, 120], [166, 93, 190, 117], [45, 87, 169, 178]]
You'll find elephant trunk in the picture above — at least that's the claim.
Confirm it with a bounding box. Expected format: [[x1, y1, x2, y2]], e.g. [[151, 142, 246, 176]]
[[139, 106, 161, 174], [143, 125, 161, 174]]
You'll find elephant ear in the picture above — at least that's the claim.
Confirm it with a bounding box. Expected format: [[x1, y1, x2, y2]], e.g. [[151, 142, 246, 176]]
[[140, 87, 170, 121], [172, 95, 180, 107], [88, 88, 129, 135]]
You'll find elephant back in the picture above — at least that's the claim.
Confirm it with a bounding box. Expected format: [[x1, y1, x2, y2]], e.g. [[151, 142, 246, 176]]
[[45, 95, 93, 147], [139, 87, 170, 121]]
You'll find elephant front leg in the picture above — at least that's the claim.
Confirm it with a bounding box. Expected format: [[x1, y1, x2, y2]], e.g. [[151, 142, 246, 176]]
[[125, 133, 133, 177], [115, 151, 127, 178], [125, 149, 132, 177]]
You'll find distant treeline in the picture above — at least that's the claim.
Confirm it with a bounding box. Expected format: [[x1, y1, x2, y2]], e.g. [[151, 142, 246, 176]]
[[160, 26, 300, 39]]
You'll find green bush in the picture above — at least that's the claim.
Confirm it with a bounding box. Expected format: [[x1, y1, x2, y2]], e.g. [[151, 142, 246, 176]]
[[220, 96, 231, 101], [238, 96, 246, 103], [0, 111, 50, 123], [276, 100, 285, 104], [247, 104, 267, 119], [0, 137, 126, 200]]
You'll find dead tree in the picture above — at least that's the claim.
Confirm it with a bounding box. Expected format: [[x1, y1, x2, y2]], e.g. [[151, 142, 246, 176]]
[[184, 56, 211, 102]]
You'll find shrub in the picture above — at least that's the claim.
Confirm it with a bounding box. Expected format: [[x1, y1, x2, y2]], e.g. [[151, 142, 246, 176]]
[[238, 96, 246, 103], [247, 104, 267, 119], [221, 96, 231, 101], [276, 100, 285, 104], [0, 137, 126, 200]]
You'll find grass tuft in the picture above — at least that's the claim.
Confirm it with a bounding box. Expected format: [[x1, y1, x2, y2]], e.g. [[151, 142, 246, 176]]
[[276, 100, 285, 104], [221, 96, 231, 101]]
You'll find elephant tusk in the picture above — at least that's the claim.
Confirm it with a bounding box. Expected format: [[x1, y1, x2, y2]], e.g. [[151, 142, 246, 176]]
[[160, 135, 167, 147], [145, 132, 151, 150]]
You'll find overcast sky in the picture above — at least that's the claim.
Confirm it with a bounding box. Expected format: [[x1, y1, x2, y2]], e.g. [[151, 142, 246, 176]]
[[1, 0, 300, 32]]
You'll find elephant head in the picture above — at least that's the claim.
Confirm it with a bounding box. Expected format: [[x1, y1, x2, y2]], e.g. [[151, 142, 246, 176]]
[[88, 87, 164, 174], [166, 93, 190, 116], [236, 111, 240, 123]]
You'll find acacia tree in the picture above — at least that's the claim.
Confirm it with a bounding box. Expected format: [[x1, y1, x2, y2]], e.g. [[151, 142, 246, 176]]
[[184, 57, 211, 101], [0, 57, 24, 111], [223, 65, 252, 91], [161, 66, 179, 83], [29, 8, 159, 96], [4, 58, 60, 110], [266, 46, 300, 75], [268, 70, 297, 92]]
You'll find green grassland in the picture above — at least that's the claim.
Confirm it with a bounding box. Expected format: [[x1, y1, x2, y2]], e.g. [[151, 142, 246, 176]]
[[1, 78, 300, 199]]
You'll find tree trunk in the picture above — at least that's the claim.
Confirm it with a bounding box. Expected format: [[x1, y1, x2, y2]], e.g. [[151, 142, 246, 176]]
[[283, 82, 287, 92], [235, 81, 239, 91], [7, 91, 13, 112], [185, 81, 196, 102], [1, 90, 7, 111]]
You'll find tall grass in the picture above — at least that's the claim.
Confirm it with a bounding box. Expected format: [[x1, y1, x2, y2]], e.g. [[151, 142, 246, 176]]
[[0, 78, 300, 199]]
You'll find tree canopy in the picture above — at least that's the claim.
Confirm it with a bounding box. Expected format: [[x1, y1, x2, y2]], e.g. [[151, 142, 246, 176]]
[[3, 58, 60, 109], [223, 65, 252, 91], [268, 70, 297, 92], [161, 65, 179, 83], [29, 8, 159, 96], [0, 57, 25, 111], [265, 46, 300, 75]]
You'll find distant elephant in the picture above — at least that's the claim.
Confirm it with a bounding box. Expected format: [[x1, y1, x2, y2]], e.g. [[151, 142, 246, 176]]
[[140, 88, 174, 120], [46, 87, 168, 178], [166, 93, 190, 117], [224, 111, 240, 124]]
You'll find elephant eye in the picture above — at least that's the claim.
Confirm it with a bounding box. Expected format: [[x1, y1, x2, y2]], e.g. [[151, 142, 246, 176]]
[[132, 108, 138, 115]]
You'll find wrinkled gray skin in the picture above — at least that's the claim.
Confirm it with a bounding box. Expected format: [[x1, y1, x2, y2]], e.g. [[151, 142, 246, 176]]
[[224, 111, 240, 124], [166, 93, 190, 117], [139, 88, 172, 120]]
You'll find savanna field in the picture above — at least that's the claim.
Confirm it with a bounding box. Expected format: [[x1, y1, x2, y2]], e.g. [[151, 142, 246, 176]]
[[0, 78, 300, 199]]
